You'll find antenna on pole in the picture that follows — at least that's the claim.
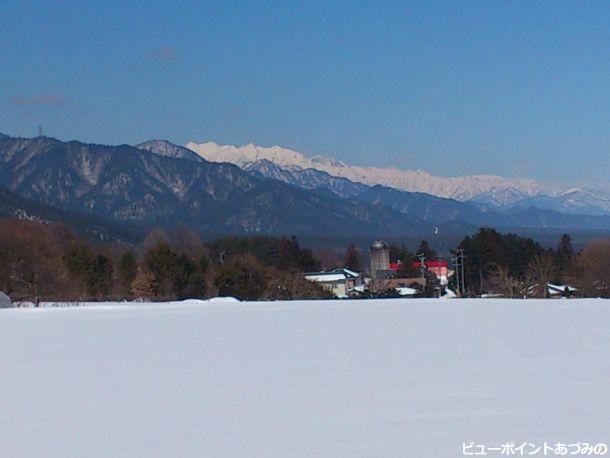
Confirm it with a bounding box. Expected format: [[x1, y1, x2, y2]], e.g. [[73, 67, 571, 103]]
[[417, 253, 426, 280]]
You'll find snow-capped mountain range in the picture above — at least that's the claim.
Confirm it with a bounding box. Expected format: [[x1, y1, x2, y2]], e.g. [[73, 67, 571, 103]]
[[186, 141, 610, 215], [1, 132, 609, 238]]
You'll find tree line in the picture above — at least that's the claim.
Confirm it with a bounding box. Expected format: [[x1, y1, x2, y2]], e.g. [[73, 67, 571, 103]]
[[0, 219, 330, 304], [1, 218, 608, 303], [341, 230, 610, 298], [454, 228, 609, 298]]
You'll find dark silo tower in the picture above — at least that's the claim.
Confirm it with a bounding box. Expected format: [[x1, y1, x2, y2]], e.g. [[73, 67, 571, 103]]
[[370, 240, 390, 280]]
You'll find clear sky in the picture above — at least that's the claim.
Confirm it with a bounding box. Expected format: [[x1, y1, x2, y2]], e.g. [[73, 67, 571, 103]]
[[1, 0, 610, 188]]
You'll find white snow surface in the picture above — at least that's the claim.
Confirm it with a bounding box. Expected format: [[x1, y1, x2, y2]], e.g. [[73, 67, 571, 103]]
[[1, 299, 609, 457], [185, 141, 560, 204]]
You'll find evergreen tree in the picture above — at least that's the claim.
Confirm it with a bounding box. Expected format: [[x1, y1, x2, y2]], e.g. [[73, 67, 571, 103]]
[[554, 234, 575, 283], [214, 254, 266, 300], [417, 240, 437, 260], [184, 254, 209, 298], [343, 244, 362, 271], [388, 243, 418, 277], [118, 251, 138, 290], [173, 253, 197, 298], [87, 255, 113, 298], [389, 243, 412, 263], [145, 242, 180, 298], [210, 235, 320, 273], [64, 243, 96, 281], [130, 267, 155, 299], [63, 243, 113, 298], [456, 228, 545, 294]]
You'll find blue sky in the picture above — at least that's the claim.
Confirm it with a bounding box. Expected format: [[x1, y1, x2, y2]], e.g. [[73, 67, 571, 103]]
[[1, 0, 610, 188]]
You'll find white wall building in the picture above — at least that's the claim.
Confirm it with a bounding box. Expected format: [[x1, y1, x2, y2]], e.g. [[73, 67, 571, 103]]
[[305, 269, 362, 298]]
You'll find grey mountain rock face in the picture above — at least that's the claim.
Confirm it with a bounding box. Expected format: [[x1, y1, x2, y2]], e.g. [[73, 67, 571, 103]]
[[244, 159, 368, 198], [1, 134, 608, 238], [0, 135, 432, 237], [136, 140, 205, 162]]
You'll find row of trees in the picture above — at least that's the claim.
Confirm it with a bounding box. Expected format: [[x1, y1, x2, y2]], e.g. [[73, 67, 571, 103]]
[[1, 218, 608, 302], [0, 220, 330, 303], [455, 228, 610, 298]]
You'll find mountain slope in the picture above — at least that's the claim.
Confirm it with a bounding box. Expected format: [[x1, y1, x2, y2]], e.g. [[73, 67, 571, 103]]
[[0, 135, 433, 237], [507, 187, 610, 215], [0, 186, 142, 243], [185, 141, 558, 204], [356, 185, 496, 225], [137, 140, 205, 162], [186, 140, 610, 214], [244, 159, 368, 198], [356, 185, 610, 230]]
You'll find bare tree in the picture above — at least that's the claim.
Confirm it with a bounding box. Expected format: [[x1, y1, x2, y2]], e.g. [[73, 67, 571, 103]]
[[526, 253, 556, 298], [577, 238, 610, 298], [0, 220, 69, 305], [488, 264, 520, 298]]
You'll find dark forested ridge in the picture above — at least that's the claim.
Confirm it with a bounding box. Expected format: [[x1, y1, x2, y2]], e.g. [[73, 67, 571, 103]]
[[0, 185, 142, 243], [0, 134, 433, 237], [356, 185, 610, 230], [1, 133, 609, 251]]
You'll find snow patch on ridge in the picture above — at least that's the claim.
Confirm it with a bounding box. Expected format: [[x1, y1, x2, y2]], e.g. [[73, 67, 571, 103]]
[[185, 140, 559, 204]]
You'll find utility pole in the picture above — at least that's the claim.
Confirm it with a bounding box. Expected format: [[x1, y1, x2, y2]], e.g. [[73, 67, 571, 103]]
[[458, 249, 466, 297], [452, 256, 460, 298], [38, 125, 43, 137], [436, 254, 444, 298], [417, 253, 426, 280]]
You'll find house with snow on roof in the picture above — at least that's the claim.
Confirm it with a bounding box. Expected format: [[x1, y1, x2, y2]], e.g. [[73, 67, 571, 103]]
[[305, 268, 363, 298], [547, 283, 578, 298]]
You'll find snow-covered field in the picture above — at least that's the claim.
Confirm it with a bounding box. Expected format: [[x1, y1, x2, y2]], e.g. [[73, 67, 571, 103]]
[[1, 299, 609, 457]]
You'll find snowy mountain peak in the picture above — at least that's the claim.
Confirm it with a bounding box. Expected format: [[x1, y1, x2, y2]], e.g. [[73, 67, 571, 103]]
[[185, 140, 561, 204], [184, 139, 610, 214], [311, 155, 347, 168], [186, 141, 317, 171], [137, 140, 204, 162]]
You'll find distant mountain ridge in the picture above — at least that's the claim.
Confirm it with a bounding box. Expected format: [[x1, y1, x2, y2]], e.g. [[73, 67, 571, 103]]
[[186, 140, 610, 215], [355, 185, 610, 230], [0, 133, 609, 241], [0, 134, 435, 237], [243, 159, 368, 198], [136, 140, 205, 162]]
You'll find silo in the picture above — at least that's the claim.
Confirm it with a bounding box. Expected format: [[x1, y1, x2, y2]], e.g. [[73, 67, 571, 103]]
[[370, 240, 390, 279]]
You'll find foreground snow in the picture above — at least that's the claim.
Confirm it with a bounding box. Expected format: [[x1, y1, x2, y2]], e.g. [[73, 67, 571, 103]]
[[1, 299, 609, 457]]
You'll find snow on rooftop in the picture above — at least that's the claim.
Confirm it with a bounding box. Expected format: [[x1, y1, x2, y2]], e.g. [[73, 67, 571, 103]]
[[395, 286, 418, 296], [1, 299, 609, 457], [341, 268, 360, 278], [305, 273, 346, 282]]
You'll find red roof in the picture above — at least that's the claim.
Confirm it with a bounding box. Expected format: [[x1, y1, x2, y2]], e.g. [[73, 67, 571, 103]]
[[389, 260, 448, 270], [421, 260, 448, 268]]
